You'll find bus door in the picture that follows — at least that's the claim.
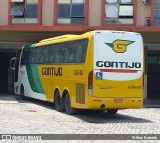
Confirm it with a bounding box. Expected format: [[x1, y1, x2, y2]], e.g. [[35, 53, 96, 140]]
[[147, 51, 160, 99], [10, 49, 22, 94]]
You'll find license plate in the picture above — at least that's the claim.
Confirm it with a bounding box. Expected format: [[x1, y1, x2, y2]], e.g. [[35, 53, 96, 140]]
[[114, 99, 123, 103]]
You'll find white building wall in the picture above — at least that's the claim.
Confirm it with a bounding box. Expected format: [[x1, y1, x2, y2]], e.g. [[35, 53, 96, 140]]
[[0, 0, 8, 25], [42, 0, 54, 26]]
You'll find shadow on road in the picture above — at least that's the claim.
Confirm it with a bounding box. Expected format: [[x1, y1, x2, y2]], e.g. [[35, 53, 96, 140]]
[[13, 94, 153, 124], [73, 110, 152, 124]]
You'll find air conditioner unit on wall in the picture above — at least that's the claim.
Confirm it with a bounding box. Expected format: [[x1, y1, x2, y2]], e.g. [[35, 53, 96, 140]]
[[143, 0, 151, 4]]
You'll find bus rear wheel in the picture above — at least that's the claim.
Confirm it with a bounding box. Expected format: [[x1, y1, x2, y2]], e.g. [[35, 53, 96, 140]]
[[65, 93, 77, 115], [106, 109, 118, 114], [54, 91, 65, 112]]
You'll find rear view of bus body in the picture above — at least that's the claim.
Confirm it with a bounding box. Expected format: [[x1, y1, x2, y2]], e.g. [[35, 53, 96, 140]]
[[88, 31, 144, 110]]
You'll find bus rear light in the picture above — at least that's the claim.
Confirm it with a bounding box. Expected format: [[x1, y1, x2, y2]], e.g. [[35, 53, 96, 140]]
[[100, 69, 138, 73], [114, 99, 123, 103], [93, 100, 102, 102], [132, 99, 142, 102], [88, 70, 93, 96], [143, 72, 144, 89]]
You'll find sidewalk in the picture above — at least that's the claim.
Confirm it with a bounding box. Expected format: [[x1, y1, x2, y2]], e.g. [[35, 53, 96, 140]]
[[143, 99, 160, 108], [0, 94, 18, 104]]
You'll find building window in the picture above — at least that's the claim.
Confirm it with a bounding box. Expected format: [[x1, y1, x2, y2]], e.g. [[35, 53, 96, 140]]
[[154, 0, 160, 24], [57, 0, 85, 24], [10, 0, 38, 24], [104, 0, 134, 24]]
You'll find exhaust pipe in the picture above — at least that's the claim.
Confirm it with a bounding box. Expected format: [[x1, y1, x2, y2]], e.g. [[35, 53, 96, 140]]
[[100, 104, 105, 109]]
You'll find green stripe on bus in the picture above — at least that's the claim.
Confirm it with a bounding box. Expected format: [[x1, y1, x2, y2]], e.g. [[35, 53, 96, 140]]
[[26, 65, 45, 94]]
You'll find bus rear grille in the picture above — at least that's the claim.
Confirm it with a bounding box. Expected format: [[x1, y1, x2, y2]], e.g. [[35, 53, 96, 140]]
[[76, 83, 85, 104]]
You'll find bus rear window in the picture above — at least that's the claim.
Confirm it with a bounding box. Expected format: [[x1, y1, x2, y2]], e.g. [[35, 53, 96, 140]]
[[94, 33, 142, 61]]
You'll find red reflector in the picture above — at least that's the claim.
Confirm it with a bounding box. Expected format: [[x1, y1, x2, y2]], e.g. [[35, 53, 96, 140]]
[[132, 99, 142, 102], [88, 70, 93, 89], [100, 69, 138, 73], [114, 99, 123, 103], [93, 100, 102, 102]]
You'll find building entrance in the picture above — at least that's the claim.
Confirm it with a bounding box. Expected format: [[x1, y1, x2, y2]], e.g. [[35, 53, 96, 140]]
[[147, 50, 160, 99], [0, 52, 11, 93], [0, 42, 26, 94]]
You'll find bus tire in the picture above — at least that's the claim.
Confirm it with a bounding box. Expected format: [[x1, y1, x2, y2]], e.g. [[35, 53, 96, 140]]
[[65, 93, 77, 115], [106, 109, 118, 114], [20, 85, 27, 101], [54, 91, 65, 112]]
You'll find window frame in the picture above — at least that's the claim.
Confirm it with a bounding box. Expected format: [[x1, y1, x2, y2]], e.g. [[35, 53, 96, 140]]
[[153, 0, 160, 25], [101, 0, 137, 26], [150, 0, 155, 26], [54, 0, 89, 26], [9, 0, 42, 25]]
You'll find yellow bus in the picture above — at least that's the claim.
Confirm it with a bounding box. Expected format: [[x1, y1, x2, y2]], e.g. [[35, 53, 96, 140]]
[[11, 30, 144, 114]]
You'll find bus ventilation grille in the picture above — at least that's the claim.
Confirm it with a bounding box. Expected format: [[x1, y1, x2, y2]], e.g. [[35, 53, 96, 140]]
[[76, 83, 85, 104]]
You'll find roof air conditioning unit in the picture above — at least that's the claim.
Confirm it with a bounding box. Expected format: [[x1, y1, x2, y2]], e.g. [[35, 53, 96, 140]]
[[143, 0, 151, 4]]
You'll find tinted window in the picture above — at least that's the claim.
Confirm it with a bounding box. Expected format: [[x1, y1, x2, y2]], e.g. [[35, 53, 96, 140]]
[[71, 5, 84, 17], [11, 0, 38, 24], [57, 0, 85, 24], [24, 39, 88, 65], [11, 6, 24, 17], [44, 45, 55, 63], [34, 46, 45, 64], [58, 5, 70, 18], [21, 48, 29, 65], [71, 18, 84, 24], [26, 4, 38, 18]]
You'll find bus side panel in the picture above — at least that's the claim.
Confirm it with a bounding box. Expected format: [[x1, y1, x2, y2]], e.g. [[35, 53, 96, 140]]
[[19, 65, 47, 101], [26, 65, 45, 94], [36, 36, 93, 106], [37, 64, 89, 104]]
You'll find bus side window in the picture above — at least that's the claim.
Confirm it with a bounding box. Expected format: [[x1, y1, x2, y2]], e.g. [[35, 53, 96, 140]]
[[75, 45, 82, 63], [55, 44, 64, 63], [69, 54, 75, 63], [68, 44, 75, 63], [37, 47, 44, 64], [29, 49, 35, 64], [21, 49, 28, 65], [56, 53, 63, 63], [55, 50, 63, 63], [34, 48, 39, 64], [50, 54, 55, 63], [48, 47, 55, 63], [40, 56, 44, 64], [64, 49, 70, 63], [44, 48, 50, 63]]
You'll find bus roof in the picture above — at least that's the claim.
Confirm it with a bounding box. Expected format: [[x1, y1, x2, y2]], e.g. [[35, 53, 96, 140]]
[[39, 34, 77, 43], [35, 30, 140, 47], [91, 30, 140, 35]]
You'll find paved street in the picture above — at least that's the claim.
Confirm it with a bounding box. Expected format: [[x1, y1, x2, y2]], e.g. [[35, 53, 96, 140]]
[[0, 94, 160, 143]]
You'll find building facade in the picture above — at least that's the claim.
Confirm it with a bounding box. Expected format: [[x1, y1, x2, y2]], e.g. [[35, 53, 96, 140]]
[[0, 0, 157, 34], [0, 0, 159, 101]]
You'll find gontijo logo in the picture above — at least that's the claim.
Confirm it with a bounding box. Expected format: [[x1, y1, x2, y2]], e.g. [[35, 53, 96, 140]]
[[105, 40, 134, 53]]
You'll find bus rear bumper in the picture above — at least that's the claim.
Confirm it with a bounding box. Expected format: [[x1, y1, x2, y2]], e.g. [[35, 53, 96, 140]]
[[85, 97, 143, 110]]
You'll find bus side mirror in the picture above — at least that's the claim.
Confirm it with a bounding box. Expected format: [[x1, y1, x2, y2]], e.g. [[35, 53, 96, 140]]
[[10, 57, 16, 70]]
